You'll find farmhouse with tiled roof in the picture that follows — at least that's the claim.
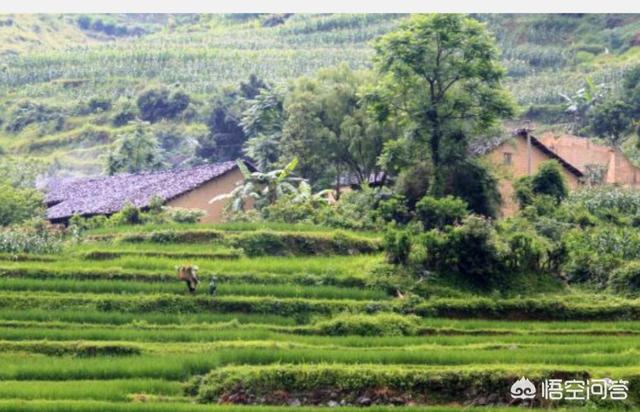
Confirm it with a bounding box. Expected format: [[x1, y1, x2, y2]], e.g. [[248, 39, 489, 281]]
[[477, 128, 583, 216], [45, 160, 253, 224], [481, 128, 640, 216]]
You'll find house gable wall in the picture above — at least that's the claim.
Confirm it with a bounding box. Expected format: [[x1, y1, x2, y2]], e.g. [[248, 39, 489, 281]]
[[166, 167, 244, 223], [487, 134, 580, 216], [539, 133, 640, 186]]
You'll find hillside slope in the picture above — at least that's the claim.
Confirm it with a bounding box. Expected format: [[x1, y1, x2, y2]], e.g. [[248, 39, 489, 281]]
[[1, 13, 640, 174]]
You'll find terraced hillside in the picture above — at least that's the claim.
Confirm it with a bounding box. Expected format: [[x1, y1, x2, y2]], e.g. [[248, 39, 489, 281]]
[[2, 14, 640, 173], [1, 222, 640, 410]]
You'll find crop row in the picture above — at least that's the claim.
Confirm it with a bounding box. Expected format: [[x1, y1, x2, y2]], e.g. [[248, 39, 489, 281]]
[[2, 347, 640, 381], [3, 321, 640, 350], [0, 308, 297, 326], [0, 379, 181, 402], [86, 229, 382, 256], [0, 291, 386, 316], [3, 289, 640, 320], [0, 266, 371, 289], [0, 254, 378, 280], [0, 278, 387, 300]]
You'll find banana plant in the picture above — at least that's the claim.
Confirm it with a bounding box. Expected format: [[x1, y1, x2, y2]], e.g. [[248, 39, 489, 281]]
[[292, 180, 333, 204], [560, 76, 607, 133], [210, 158, 304, 212]]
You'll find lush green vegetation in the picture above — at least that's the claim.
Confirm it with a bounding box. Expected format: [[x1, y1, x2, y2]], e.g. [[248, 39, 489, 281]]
[[3, 12, 640, 410], [2, 14, 640, 173], [0, 221, 639, 409]]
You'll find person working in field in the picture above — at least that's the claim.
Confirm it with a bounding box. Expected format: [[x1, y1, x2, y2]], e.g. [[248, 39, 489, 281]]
[[177, 264, 199, 293], [208, 275, 218, 297]]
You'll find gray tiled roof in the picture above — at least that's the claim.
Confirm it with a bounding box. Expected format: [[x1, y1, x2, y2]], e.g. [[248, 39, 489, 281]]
[[45, 161, 242, 221]]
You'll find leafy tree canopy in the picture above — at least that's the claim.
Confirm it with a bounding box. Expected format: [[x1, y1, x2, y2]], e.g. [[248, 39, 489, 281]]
[[372, 13, 515, 196], [105, 122, 166, 175], [281, 64, 393, 189]]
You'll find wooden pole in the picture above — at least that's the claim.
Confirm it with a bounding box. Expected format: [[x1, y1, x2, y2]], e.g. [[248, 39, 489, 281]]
[[526, 130, 532, 176]]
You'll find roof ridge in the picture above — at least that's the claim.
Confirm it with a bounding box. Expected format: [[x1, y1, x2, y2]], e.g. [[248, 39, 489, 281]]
[[45, 160, 243, 221], [512, 128, 583, 178]]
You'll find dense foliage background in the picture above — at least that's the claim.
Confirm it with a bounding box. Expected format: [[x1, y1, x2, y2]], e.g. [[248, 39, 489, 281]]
[[2, 13, 640, 175]]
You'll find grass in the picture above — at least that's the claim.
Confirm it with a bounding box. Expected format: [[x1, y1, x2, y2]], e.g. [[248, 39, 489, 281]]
[[0, 278, 387, 300], [85, 222, 380, 237], [0, 309, 298, 326], [0, 379, 182, 401], [0, 254, 381, 278], [1, 347, 639, 381], [2, 224, 640, 408]]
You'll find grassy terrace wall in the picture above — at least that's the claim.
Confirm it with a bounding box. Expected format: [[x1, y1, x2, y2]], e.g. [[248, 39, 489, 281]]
[[1, 224, 640, 410], [86, 228, 382, 256]]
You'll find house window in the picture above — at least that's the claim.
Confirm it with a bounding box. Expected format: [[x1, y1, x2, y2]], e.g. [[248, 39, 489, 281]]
[[503, 152, 513, 166]]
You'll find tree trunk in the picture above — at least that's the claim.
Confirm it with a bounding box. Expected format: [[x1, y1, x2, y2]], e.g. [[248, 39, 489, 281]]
[[427, 108, 444, 197]]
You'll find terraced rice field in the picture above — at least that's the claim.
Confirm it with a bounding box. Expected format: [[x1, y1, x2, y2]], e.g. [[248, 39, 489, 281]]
[[1, 224, 639, 410]]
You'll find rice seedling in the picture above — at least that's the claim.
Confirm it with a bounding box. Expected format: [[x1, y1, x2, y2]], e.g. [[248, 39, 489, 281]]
[[0, 309, 298, 326], [0, 278, 387, 300], [0, 379, 182, 401], [0, 254, 381, 278]]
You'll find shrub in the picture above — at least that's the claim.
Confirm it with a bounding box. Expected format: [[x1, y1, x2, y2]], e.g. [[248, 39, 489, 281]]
[[137, 88, 190, 123], [515, 160, 568, 208], [415, 195, 468, 230], [231, 230, 380, 256], [163, 207, 206, 224], [500, 226, 551, 273], [442, 159, 502, 218], [417, 215, 504, 289], [530, 160, 568, 202], [514, 176, 535, 208], [76, 15, 91, 29], [5, 101, 65, 133], [0, 183, 43, 227], [112, 99, 138, 127], [79, 97, 112, 115], [608, 261, 640, 296], [0, 227, 62, 254], [69, 214, 109, 231], [255, 188, 384, 231], [117, 230, 224, 244], [383, 228, 411, 265], [567, 187, 640, 222], [394, 162, 431, 209], [106, 124, 166, 175], [261, 197, 326, 225], [312, 313, 420, 336], [562, 226, 640, 286], [322, 189, 380, 230], [110, 203, 143, 226], [375, 195, 411, 225]]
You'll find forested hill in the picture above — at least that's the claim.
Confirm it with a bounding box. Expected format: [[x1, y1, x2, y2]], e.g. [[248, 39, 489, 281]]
[[1, 13, 640, 174]]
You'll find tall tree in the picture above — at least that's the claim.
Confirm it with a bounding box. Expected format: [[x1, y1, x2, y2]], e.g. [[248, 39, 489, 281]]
[[586, 65, 640, 147], [199, 75, 269, 162], [281, 65, 392, 190], [372, 14, 514, 196], [588, 98, 632, 147], [241, 86, 285, 170], [106, 122, 166, 175]]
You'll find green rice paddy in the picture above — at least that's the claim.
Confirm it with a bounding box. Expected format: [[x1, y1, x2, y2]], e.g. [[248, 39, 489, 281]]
[[1, 224, 639, 410]]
